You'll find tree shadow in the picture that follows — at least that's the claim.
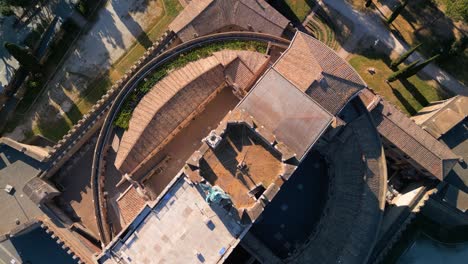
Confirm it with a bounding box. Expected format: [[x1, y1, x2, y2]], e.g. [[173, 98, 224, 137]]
[[269, 0, 303, 25], [399, 78, 429, 106], [89, 8, 126, 50], [111, 0, 152, 49], [390, 86, 416, 115], [34, 105, 72, 142]]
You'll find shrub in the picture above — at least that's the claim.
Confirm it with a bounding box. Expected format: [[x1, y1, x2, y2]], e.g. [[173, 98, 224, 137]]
[[75, 0, 91, 18], [0, 3, 13, 16], [27, 79, 41, 89], [449, 36, 468, 56], [114, 41, 267, 129], [446, 0, 468, 23]]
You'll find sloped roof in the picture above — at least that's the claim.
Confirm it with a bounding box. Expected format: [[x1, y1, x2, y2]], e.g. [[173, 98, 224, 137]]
[[412, 96, 468, 138], [169, 0, 289, 42], [273, 32, 366, 115], [238, 68, 333, 160], [371, 100, 459, 180], [115, 51, 269, 174], [115, 58, 225, 173], [273, 33, 323, 92]]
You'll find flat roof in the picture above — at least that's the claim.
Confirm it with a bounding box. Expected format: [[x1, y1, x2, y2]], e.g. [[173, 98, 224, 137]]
[[238, 68, 333, 160], [0, 144, 43, 235], [99, 176, 245, 264]]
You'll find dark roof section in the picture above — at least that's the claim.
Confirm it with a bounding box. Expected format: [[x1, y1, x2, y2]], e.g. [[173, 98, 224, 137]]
[[292, 105, 387, 264], [273, 32, 366, 115], [371, 100, 460, 180], [238, 68, 333, 160], [169, 0, 289, 42], [23, 177, 60, 205]]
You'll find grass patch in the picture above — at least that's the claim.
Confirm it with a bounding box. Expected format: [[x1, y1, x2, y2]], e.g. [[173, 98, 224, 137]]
[[269, 0, 316, 23], [349, 48, 449, 115], [33, 115, 73, 142], [305, 12, 339, 50], [114, 41, 268, 129], [383, 0, 468, 85], [110, 0, 183, 80]]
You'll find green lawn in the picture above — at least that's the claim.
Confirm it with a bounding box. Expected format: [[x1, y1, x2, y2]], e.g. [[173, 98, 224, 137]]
[[271, 0, 315, 22], [349, 48, 449, 116], [378, 0, 468, 85], [110, 0, 183, 79]]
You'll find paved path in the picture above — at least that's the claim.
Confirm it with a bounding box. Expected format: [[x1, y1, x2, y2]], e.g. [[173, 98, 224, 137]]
[[7, 0, 165, 141], [319, 0, 468, 96]]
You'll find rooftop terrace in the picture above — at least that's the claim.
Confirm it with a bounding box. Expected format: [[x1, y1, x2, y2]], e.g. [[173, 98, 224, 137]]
[[99, 176, 245, 264], [199, 123, 284, 209], [0, 143, 44, 235]]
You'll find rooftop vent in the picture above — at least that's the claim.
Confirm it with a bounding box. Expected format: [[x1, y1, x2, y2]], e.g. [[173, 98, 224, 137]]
[[203, 130, 222, 149]]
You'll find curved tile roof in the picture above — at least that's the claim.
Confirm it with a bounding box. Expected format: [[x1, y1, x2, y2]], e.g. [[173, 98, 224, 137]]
[[115, 58, 225, 173], [273, 32, 366, 115], [169, 0, 289, 42], [115, 51, 269, 174]]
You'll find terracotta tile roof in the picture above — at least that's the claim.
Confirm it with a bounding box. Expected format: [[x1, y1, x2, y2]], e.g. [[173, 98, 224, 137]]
[[273, 32, 366, 115], [115, 58, 225, 173], [115, 51, 268, 174], [238, 68, 333, 160], [169, 0, 289, 42], [371, 100, 459, 180], [273, 33, 322, 92], [117, 186, 147, 226]]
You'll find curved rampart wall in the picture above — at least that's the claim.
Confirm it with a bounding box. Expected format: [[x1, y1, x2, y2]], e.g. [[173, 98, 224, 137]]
[[40, 31, 176, 179], [91, 32, 291, 245]]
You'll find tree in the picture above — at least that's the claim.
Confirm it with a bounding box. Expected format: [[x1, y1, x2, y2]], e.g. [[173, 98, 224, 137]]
[[390, 43, 422, 69], [446, 0, 468, 23], [5, 0, 32, 8], [449, 36, 468, 56], [400, 54, 440, 79], [4, 42, 41, 72], [387, 59, 420, 82], [387, 0, 409, 24], [0, 1, 13, 16]]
